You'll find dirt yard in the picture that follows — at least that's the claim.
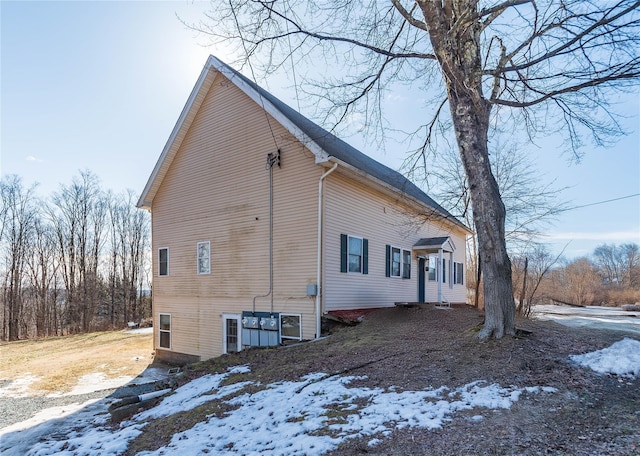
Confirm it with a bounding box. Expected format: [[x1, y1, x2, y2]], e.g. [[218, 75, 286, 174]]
[[0, 329, 154, 395], [1, 306, 639, 455], [171, 305, 639, 456]]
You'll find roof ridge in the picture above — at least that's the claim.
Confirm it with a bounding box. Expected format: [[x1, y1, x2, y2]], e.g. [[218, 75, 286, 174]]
[[208, 56, 467, 231]]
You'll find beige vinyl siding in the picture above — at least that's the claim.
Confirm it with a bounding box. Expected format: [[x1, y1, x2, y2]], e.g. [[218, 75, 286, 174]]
[[323, 171, 468, 311], [151, 74, 320, 359]]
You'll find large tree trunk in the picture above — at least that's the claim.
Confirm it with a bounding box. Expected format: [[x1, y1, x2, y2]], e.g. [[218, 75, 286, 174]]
[[449, 91, 516, 340], [421, 0, 516, 339]]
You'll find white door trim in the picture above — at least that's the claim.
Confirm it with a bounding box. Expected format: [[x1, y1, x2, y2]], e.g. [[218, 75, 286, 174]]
[[222, 313, 242, 354]]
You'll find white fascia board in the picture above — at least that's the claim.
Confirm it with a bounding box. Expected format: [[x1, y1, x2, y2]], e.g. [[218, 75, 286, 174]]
[[137, 60, 216, 209], [207, 56, 329, 163]]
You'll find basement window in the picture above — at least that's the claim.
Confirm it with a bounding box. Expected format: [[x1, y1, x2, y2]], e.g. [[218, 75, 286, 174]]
[[280, 314, 302, 341], [159, 313, 171, 349]]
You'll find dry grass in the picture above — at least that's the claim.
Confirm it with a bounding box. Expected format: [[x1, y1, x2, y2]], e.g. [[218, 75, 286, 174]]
[[0, 330, 153, 394]]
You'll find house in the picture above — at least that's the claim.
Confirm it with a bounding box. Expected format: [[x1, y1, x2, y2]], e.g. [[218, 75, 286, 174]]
[[137, 55, 471, 364]]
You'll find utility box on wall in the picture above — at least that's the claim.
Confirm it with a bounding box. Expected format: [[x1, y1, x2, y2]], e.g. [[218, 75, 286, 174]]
[[241, 311, 280, 347], [306, 284, 318, 296]]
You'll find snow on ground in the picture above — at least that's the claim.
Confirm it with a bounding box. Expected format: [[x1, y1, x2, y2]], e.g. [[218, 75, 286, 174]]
[[1, 366, 557, 456], [571, 338, 640, 377], [532, 305, 640, 334], [0, 374, 40, 397], [1, 338, 638, 456]]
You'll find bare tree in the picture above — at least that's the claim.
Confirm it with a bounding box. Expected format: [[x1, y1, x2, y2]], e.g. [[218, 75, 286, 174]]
[[195, 0, 639, 339], [106, 190, 151, 327], [0, 176, 38, 341], [427, 141, 566, 308], [512, 244, 563, 316], [594, 242, 640, 287], [49, 171, 106, 333], [593, 243, 622, 284], [26, 216, 60, 337], [620, 243, 640, 288], [556, 257, 601, 305]]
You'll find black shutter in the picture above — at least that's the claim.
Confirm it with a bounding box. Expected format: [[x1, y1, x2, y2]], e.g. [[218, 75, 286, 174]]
[[340, 234, 348, 273], [385, 245, 391, 277], [363, 239, 369, 274]]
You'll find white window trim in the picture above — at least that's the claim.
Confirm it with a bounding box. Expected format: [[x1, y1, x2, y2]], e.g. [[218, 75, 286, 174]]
[[222, 313, 242, 354], [454, 261, 464, 285], [159, 313, 171, 349], [389, 245, 402, 279], [402, 249, 412, 279], [280, 313, 302, 341], [197, 241, 211, 275], [389, 246, 411, 279], [158, 247, 169, 276], [428, 255, 437, 281], [347, 235, 364, 274]]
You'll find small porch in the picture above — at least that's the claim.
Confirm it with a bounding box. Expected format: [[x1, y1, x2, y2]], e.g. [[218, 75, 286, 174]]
[[412, 236, 456, 306]]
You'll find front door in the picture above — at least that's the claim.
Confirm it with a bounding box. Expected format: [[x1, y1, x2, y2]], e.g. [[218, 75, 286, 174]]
[[418, 258, 426, 303], [222, 314, 242, 354]]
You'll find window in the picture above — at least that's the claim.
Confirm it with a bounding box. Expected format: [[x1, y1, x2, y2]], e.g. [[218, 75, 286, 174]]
[[386, 246, 411, 279], [159, 313, 171, 349], [158, 248, 169, 276], [280, 314, 302, 341], [340, 234, 368, 274], [197, 241, 210, 275], [428, 256, 437, 281], [454, 262, 464, 285], [442, 258, 447, 283], [402, 250, 411, 279], [391, 247, 401, 277], [349, 236, 363, 273]]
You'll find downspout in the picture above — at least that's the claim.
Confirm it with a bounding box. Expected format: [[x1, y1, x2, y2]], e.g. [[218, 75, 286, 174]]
[[316, 162, 338, 339]]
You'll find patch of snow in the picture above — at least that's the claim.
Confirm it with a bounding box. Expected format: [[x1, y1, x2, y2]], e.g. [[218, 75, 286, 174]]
[[1, 399, 102, 434], [570, 337, 640, 377], [126, 327, 153, 335], [63, 373, 135, 396], [532, 305, 640, 335], [8, 335, 638, 456], [0, 375, 40, 398], [7, 365, 556, 456], [367, 438, 381, 447]]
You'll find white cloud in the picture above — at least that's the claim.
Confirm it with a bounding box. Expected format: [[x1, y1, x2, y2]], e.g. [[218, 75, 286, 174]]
[[25, 155, 43, 163], [386, 92, 407, 103]]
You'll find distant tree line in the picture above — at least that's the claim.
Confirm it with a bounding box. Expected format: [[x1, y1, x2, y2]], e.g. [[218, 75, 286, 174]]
[[511, 242, 640, 316], [0, 171, 150, 341]]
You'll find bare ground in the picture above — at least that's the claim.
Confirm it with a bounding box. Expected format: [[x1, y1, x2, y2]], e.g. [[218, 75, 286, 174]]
[[2, 306, 639, 455], [168, 305, 640, 456], [0, 330, 154, 394]]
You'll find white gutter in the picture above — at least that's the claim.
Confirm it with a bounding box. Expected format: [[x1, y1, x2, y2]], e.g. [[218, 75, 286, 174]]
[[316, 162, 339, 339]]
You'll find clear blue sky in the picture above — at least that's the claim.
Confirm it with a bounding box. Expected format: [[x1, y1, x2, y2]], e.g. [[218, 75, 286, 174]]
[[2, 1, 639, 259]]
